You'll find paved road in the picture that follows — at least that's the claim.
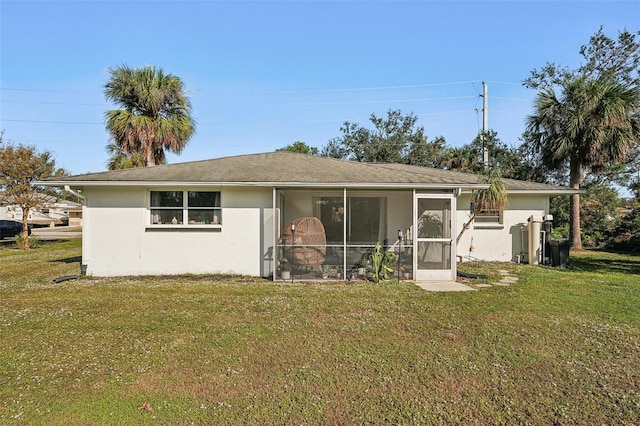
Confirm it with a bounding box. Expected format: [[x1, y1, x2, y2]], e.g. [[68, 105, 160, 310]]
[[31, 226, 82, 240]]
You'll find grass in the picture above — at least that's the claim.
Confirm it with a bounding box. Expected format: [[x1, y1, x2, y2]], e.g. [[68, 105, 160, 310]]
[[1, 239, 639, 424]]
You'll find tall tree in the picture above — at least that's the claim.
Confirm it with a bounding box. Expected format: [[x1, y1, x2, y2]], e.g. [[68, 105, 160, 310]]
[[104, 65, 196, 167], [0, 138, 67, 249], [440, 146, 479, 173], [526, 75, 640, 249], [321, 109, 445, 167], [276, 141, 318, 155], [524, 27, 640, 193], [524, 27, 640, 90]]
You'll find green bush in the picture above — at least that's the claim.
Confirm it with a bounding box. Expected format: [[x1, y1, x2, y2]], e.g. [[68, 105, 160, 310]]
[[14, 233, 41, 249], [608, 206, 640, 251]]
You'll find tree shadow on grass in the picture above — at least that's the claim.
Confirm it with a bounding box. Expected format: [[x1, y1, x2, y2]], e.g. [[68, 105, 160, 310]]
[[570, 252, 640, 275]]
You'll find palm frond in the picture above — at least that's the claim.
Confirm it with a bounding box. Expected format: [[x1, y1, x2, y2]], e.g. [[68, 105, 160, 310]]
[[104, 65, 195, 166]]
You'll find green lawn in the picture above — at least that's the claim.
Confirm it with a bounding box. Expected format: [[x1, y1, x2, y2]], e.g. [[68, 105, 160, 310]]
[[1, 239, 639, 425]]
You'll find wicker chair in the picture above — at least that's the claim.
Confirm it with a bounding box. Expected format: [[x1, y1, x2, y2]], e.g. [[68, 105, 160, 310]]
[[282, 217, 326, 268]]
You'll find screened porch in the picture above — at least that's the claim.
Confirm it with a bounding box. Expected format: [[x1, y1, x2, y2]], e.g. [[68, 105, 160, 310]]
[[274, 188, 415, 281]]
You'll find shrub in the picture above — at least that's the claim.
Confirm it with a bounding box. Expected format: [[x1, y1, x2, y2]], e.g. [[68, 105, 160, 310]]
[[608, 206, 640, 251], [14, 234, 41, 249]]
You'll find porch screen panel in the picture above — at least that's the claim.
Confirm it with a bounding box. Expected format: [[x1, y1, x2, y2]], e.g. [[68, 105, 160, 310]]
[[315, 197, 344, 243], [417, 241, 452, 270], [416, 197, 452, 271], [347, 197, 383, 243], [417, 198, 451, 239]]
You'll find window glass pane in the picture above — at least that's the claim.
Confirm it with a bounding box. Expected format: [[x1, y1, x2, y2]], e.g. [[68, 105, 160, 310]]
[[188, 191, 220, 207], [476, 208, 502, 223], [151, 209, 183, 224], [188, 209, 221, 225], [151, 191, 183, 207]]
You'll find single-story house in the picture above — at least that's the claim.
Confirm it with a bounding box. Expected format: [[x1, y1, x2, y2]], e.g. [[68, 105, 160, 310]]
[[40, 152, 575, 281]]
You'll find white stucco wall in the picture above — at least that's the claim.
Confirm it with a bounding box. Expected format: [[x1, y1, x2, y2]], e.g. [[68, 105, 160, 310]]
[[81, 185, 551, 276], [455, 193, 549, 262], [82, 186, 274, 277]]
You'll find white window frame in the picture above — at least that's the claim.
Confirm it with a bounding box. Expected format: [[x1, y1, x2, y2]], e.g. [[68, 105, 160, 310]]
[[148, 190, 222, 228], [473, 205, 504, 230]]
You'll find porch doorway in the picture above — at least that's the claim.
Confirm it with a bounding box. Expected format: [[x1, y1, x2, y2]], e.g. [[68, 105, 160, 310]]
[[414, 195, 456, 281]]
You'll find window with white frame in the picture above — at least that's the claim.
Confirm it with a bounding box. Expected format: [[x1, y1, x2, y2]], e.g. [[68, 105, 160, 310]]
[[150, 191, 221, 225], [475, 206, 502, 224]]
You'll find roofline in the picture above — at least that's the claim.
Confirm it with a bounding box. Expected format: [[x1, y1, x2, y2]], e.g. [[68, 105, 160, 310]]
[[506, 189, 584, 195], [37, 181, 581, 194], [37, 180, 491, 190]]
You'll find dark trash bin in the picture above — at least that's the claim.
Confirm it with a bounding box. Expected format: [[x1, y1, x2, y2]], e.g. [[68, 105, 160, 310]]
[[550, 239, 571, 268]]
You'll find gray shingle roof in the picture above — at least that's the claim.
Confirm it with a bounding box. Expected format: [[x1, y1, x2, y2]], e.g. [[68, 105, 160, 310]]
[[44, 151, 574, 193]]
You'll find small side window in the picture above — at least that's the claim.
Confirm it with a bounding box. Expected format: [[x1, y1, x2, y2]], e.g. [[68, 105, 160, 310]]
[[150, 191, 221, 225], [475, 207, 502, 224]]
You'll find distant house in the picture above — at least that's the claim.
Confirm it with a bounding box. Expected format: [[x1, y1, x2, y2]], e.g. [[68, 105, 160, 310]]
[[0, 194, 82, 227], [40, 152, 574, 283]]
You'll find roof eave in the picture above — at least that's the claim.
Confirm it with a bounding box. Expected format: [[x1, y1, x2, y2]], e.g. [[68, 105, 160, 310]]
[[506, 189, 584, 195], [36, 180, 490, 190]]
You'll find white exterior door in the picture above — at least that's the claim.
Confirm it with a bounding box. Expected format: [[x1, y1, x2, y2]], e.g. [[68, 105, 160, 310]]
[[414, 195, 456, 281]]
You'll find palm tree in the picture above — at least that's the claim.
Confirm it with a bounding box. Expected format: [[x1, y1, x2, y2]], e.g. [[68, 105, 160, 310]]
[[106, 142, 145, 170], [456, 167, 507, 244], [526, 76, 640, 249], [104, 65, 196, 167]]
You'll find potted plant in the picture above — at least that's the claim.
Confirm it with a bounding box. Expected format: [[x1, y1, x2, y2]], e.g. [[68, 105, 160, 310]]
[[399, 265, 412, 280], [278, 259, 292, 280], [356, 252, 370, 277]]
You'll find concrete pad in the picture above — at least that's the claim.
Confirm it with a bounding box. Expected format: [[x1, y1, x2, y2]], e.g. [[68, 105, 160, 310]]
[[414, 281, 476, 292]]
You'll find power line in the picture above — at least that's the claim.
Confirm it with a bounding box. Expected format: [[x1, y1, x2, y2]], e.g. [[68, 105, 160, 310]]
[[484, 80, 523, 86], [1, 119, 102, 125], [491, 96, 533, 102], [1, 100, 105, 106], [0, 94, 479, 108], [246, 95, 477, 107], [0, 87, 99, 94], [245, 80, 483, 94], [1, 107, 478, 127], [0, 79, 482, 95]]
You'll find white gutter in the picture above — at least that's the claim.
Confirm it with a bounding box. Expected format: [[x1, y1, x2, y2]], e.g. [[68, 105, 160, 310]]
[[40, 181, 579, 195]]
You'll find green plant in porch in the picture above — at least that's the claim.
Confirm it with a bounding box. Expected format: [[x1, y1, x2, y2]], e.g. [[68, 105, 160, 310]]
[[370, 241, 396, 283]]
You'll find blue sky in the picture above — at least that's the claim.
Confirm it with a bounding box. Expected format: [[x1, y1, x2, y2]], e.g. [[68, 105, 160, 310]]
[[1, 0, 638, 176]]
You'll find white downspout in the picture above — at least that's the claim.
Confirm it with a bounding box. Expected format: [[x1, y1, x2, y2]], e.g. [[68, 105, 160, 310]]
[[64, 185, 85, 200]]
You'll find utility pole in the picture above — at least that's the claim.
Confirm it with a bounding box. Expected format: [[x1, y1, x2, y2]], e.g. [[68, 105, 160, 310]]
[[481, 81, 489, 170]]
